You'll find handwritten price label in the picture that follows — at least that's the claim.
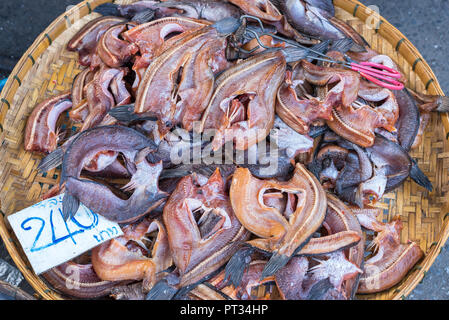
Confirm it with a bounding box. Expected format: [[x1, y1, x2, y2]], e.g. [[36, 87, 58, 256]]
[[7, 194, 123, 275]]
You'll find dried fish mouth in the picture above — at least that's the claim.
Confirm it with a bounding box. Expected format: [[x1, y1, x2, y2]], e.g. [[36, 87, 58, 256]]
[[222, 93, 255, 126], [92, 218, 172, 292], [188, 199, 232, 241], [210, 92, 257, 149], [262, 188, 301, 220], [201, 50, 286, 151]]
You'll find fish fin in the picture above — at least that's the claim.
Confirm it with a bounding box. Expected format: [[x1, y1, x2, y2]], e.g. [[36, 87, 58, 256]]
[[37, 147, 64, 173], [436, 96, 449, 113], [357, 34, 371, 49], [108, 104, 157, 124], [349, 256, 364, 300], [410, 159, 433, 191], [56, 127, 66, 141], [160, 167, 192, 180], [202, 282, 233, 300], [311, 39, 331, 55], [282, 47, 311, 64], [173, 267, 226, 300], [349, 42, 368, 52], [108, 104, 137, 124], [306, 278, 333, 300], [308, 125, 328, 138], [131, 9, 155, 24], [303, 40, 331, 63], [93, 3, 121, 17], [305, 0, 336, 17], [269, 0, 282, 10], [146, 279, 178, 300], [172, 284, 196, 300], [307, 160, 322, 181], [62, 193, 80, 221], [261, 252, 291, 280], [224, 246, 254, 288], [121, 180, 139, 193], [283, 40, 330, 64], [157, 265, 176, 275], [329, 38, 354, 54], [336, 185, 362, 208]]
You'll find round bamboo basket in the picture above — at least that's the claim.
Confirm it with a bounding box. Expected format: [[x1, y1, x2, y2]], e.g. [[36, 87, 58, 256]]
[[0, 0, 447, 300]]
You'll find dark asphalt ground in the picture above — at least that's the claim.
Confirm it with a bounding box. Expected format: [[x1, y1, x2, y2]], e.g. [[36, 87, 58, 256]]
[[0, 0, 448, 299]]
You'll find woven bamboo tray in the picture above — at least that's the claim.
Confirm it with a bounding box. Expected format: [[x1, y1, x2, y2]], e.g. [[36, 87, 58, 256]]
[[0, 0, 447, 300]]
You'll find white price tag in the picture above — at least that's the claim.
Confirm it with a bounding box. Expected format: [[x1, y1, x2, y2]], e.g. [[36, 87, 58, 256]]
[[7, 194, 123, 275]]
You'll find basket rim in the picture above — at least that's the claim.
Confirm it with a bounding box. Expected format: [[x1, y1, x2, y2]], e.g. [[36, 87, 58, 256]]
[[0, 0, 447, 300], [0, 0, 109, 300]]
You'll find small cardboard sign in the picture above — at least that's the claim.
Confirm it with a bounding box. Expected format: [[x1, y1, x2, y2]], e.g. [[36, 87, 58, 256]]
[[8, 194, 123, 275]]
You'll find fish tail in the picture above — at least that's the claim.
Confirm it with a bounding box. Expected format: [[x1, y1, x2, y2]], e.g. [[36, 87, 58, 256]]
[[309, 125, 329, 138], [108, 104, 146, 124], [351, 39, 370, 52], [224, 246, 254, 288], [93, 3, 121, 17], [174, 267, 226, 300], [131, 9, 155, 24], [160, 167, 192, 180], [410, 159, 433, 191], [329, 38, 354, 54], [146, 279, 178, 300], [172, 284, 196, 300], [283, 47, 312, 64], [307, 163, 321, 182], [62, 193, 80, 221], [304, 40, 330, 63], [37, 147, 64, 173], [270, 0, 282, 8], [284, 40, 330, 64], [306, 278, 333, 300], [261, 252, 291, 280], [436, 96, 449, 113], [349, 256, 365, 300], [310, 39, 331, 56], [202, 282, 233, 300], [107, 104, 136, 123]]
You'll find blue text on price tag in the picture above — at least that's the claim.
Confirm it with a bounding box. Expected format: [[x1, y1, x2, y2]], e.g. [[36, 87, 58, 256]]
[[7, 194, 123, 275]]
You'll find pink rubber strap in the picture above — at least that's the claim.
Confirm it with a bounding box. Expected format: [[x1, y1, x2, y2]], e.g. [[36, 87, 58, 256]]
[[360, 72, 405, 90], [349, 62, 404, 90], [357, 61, 402, 79]]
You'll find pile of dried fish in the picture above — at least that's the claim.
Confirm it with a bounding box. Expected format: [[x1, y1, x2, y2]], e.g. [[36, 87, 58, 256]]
[[24, 0, 448, 300]]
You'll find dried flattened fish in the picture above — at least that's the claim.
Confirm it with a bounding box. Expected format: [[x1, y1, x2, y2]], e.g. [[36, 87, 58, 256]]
[[135, 18, 239, 136], [25, 92, 73, 154], [146, 169, 250, 299], [95, 23, 139, 68], [67, 16, 126, 67], [200, 50, 286, 151], [229, 163, 327, 278], [61, 126, 166, 223], [92, 218, 172, 292]]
